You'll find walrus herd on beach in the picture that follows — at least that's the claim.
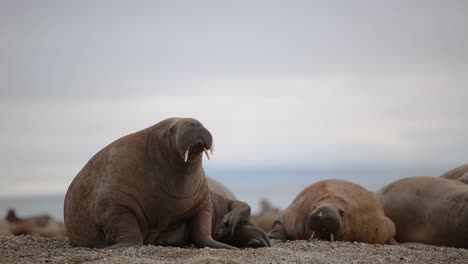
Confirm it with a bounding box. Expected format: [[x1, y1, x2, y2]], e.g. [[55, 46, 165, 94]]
[[3, 117, 468, 250]]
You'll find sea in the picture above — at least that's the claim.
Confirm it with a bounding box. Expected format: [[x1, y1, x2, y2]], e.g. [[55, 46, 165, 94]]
[[0, 166, 446, 220]]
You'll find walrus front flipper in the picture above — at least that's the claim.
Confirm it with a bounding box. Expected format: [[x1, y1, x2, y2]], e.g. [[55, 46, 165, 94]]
[[100, 206, 144, 249], [190, 200, 236, 249], [220, 200, 251, 236]]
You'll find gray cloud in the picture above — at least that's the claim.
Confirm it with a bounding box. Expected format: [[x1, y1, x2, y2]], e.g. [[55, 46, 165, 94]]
[[0, 0, 467, 195], [1, 0, 467, 101]]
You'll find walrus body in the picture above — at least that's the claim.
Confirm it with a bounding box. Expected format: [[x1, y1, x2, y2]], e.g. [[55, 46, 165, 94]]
[[64, 118, 236, 249], [269, 179, 395, 244], [441, 164, 468, 184], [207, 178, 236, 200], [375, 176, 468, 248], [205, 178, 271, 248], [3, 209, 65, 238], [251, 199, 280, 233]]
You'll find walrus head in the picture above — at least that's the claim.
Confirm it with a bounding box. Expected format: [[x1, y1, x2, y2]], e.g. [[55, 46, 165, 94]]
[[164, 118, 213, 163], [6, 209, 20, 222], [307, 203, 345, 241]]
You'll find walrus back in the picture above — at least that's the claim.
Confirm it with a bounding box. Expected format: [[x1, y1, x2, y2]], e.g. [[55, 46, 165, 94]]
[[207, 177, 237, 200], [64, 161, 105, 247], [64, 128, 151, 248], [375, 176, 468, 247]]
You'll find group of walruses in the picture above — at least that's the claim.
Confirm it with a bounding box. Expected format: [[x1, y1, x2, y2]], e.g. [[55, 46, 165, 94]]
[[0, 209, 65, 238], [62, 118, 468, 249]]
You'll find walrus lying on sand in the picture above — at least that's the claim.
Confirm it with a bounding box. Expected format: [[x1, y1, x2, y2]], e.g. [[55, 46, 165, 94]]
[[0, 209, 65, 238], [251, 199, 280, 233], [269, 179, 396, 244], [64, 117, 268, 249], [440, 164, 468, 184], [375, 176, 468, 248]]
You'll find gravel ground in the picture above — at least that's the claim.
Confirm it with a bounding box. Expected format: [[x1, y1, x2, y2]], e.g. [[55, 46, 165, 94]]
[[1, 235, 467, 264]]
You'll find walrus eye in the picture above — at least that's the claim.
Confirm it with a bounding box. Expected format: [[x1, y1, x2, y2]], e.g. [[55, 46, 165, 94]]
[[338, 208, 345, 217], [169, 126, 175, 135]]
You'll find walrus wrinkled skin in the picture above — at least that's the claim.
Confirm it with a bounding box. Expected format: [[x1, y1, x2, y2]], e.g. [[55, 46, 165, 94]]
[[269, 179, 396, 244], [206, 178, 271, 248], [64, 117, 236, 249], [375, 176, 468, 248], [1, 209, 65, 238], [441, 164, 468, 184]]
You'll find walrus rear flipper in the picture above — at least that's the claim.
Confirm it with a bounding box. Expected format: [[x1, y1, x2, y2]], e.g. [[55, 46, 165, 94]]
[[100, 205, 144, 249]]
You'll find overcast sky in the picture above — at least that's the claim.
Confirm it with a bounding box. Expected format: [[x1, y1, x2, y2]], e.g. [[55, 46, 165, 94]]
[[1, 0, 467, 196]]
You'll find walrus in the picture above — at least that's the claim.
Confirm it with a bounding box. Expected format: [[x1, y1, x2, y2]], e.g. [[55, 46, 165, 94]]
[[206, 178, 271, 248], [251, 199, 280, 233], [269, 179, 396, 244], [440, 164, 468, 184], [375, 176, 468, 248], [64, 117, 245, 249], [2, 209, 65, 238]]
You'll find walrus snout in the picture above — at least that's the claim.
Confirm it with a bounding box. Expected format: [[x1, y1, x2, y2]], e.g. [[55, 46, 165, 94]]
[[308, 206, 341, 241], [176, 122, 213, 162]]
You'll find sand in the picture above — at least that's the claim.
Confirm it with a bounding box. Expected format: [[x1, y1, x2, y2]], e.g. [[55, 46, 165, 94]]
[[1, 235, 467, 264]]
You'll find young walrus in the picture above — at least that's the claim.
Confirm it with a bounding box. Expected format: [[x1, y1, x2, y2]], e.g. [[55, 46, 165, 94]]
[[375, 176, 468, 248], [269, 179, 396, 244], [207, 178, 271, 248]]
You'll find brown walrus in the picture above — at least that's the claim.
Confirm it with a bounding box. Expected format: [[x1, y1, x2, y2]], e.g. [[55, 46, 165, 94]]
[[251, 199, 280, 233], [206, 178, 271, 248], [269, 179, 396, 244], [440, 164, 468, 184], [375, 176, 468, 248], [64, 117, 248, 249], [1, 209, 65, 238]]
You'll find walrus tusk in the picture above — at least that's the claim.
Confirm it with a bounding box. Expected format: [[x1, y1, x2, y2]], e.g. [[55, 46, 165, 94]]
[[184, 149, 189, 162], [204, 148, 211, 160], [310, 231, 315, 240], [330, 233, 334, 242]]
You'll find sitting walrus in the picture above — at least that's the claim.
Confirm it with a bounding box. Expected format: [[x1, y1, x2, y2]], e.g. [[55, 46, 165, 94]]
[[269, 179, 396, 244], [1, 209, 65, 238], [64, 117, 266, 249], [375, 176, 468, 248], [440, 164, 468, 184]]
